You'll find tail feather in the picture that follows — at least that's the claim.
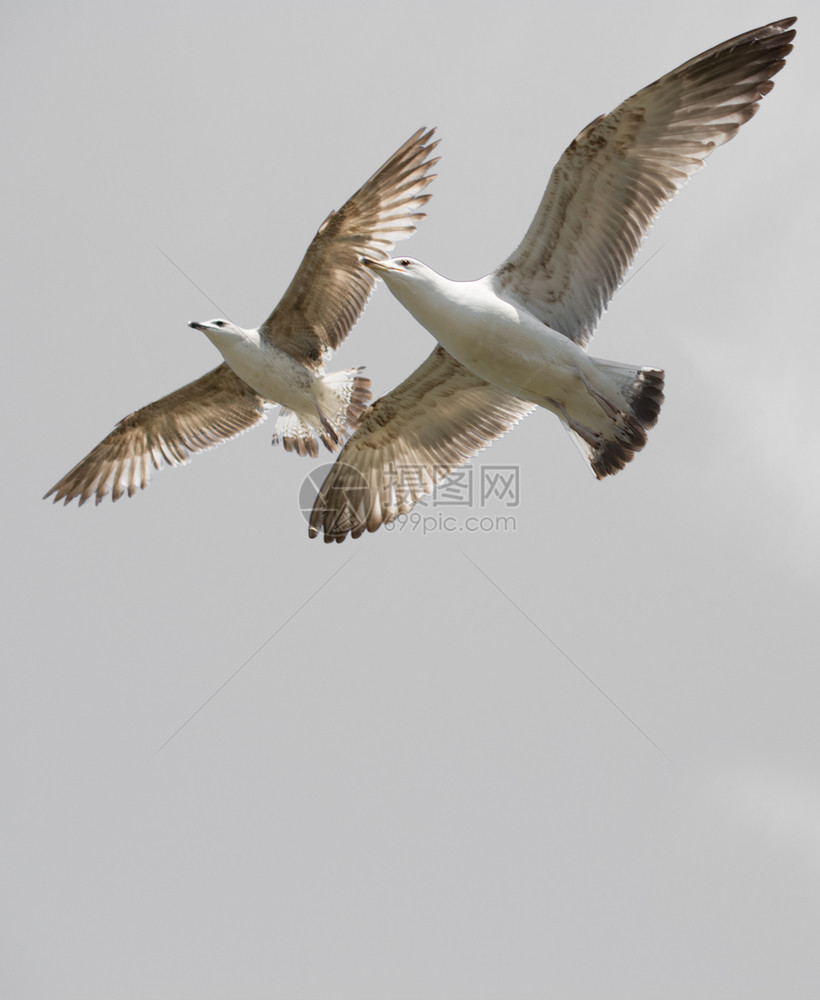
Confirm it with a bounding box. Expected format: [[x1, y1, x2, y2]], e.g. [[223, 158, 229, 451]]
[[615, 364, 664, 429], [272, 367, 372, 457], [273, 408, 321, 457], [565, 361, 665, 479], [323, 366, 372, 435]]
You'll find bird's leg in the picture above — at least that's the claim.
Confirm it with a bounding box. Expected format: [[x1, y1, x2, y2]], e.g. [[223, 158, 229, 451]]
[[316, 407, 341, 446], [554, 400, 602, 447], [578, 371, 620, 419]]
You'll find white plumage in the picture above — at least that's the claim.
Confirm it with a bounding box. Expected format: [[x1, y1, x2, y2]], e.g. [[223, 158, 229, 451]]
[[45, 128, 438, 505], [310, 18, 796, 542]]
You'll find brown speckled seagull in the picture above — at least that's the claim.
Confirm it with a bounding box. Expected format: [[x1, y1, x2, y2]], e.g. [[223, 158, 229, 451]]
[[309, 18, 795, 542], [45, 128, 438, 506]]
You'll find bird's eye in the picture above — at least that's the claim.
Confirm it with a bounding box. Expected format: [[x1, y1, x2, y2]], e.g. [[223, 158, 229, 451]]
[[214, 320, 226, 327], [398, 258, 411, 267]]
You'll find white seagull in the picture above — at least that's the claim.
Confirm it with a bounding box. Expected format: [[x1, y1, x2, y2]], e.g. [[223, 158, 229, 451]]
[[310, 18, 796, 542], [45, 128, 438, 506]]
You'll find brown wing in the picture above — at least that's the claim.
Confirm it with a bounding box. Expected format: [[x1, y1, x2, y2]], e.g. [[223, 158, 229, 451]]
[[493, 17, 796, 347], [308, 346, 534, 542], [261, 127, 439, 368], [44, 364, 268, 506]]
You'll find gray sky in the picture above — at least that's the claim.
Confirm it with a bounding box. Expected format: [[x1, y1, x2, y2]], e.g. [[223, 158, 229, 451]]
[[5, 1, 819, 997]]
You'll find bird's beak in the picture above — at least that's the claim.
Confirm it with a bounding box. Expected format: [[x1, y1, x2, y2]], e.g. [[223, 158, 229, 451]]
[[361, 257, 401, 274], [188, 321, 205, 332]]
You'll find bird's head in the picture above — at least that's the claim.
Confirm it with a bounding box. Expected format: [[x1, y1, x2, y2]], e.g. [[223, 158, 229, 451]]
[[188, 318, 249, 348], [361, 256, 442, 311]]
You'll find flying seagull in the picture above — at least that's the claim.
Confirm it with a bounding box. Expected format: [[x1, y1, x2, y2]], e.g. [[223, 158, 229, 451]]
[[44, 128, 438, 506], [310, 17, 796, 542]]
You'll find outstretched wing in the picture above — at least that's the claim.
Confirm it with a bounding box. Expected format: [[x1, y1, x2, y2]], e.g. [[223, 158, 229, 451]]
[[493, 17, 796, 347], [262, 127, 439, 368], [309, 346, 534, 542], [45, 364, 268, 506]]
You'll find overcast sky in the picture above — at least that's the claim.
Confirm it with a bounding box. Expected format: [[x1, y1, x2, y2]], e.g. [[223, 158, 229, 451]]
[[4, 1, 819, 997]]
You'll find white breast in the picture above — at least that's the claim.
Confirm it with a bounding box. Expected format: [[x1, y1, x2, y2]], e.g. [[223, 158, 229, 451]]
[[219, 339, 314, 409], [406, 276, 585, 397]]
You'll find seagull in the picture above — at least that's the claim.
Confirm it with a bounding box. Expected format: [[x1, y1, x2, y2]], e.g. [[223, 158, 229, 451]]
[[310, 18, 796, 542], [44, 128, 438, 506]]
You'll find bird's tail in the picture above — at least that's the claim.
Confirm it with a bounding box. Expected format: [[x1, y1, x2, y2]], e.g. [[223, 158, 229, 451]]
[[563, 359, 665, 479], [272, 367, 371, 457]]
